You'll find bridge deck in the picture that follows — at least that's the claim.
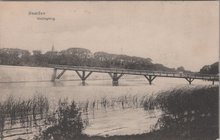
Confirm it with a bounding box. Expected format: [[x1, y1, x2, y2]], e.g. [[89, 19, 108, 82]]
[[52, 65, 219, 81]]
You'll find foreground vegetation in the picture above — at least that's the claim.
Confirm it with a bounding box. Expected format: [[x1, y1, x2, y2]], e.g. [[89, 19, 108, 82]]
[[41, 85, 218, 140], [86, 85, 219, 140], [86, 85, 218, 140], [0, 95, 49, 139], [34, 99, 87, 140], [0, 85, 218, 140], [144, 85, 219, 140]]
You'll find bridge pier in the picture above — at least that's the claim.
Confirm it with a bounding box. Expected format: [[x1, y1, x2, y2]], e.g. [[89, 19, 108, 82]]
[[51, 68, 67, 81], [51, 68, 57, 82], [108, 73, 124, 86], [212, 80, 215, 85], [56, 70, 66, 79], [144, 75, 156, 85], [75, 71, 92, 86], [185, 78, 194, 85]]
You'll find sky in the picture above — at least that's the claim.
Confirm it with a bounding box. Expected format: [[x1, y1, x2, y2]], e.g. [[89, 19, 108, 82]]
[[0, 1, 219, 71]]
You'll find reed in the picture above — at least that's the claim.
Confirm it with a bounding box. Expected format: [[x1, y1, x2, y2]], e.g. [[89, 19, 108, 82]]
[[0, 95, 50, 139], [74, 94, 155, 113], [147, 85, 219, 138]]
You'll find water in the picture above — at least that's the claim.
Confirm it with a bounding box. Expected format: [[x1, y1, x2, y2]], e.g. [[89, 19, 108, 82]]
[[0, 65, 216, 138]]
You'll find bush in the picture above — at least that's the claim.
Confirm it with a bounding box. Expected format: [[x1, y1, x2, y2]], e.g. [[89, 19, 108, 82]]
[[39, 99, 86, 140], [145, 85, 219, 139]]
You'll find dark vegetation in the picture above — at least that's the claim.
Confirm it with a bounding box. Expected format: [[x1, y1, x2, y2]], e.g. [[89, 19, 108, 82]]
[[34, 99, 87, 140], [200, 62, 219, 75], [36, 86, 218, 140], [83, 86, 219, 140], [0, 95, 49, 139], [0, 96, 88, 140], [144, 85, 219, 140], [0, 48, 179, 71], [0, 86, 218, 140]]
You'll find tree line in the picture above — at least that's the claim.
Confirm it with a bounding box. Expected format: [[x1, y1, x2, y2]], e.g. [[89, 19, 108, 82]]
[[0, 47, 185, 72], [199, 62, 218, 75]]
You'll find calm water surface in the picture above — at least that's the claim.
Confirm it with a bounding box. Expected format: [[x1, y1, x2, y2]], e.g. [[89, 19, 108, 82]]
[[0, 65, 216, 137]]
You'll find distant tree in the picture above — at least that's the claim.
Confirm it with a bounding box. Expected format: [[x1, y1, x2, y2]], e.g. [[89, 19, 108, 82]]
[[0, 47, 179, 72], [209, 62, 219, 74], [200, 62, 219, 74], [60, 48, 93, 66], [19, 50, 31, 65], [0, 48, 31, 65], [177, 66, 185, 72], [93, 52, 156, 70], [44, 51, 59, 65], [32, 50, 42, 56], [31, 50, 44, 66]]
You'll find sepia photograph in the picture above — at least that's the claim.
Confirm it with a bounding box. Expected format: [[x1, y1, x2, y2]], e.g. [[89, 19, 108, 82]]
[[0, 1, 219, 140]]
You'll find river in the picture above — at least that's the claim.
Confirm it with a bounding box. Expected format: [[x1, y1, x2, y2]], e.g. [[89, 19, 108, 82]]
[[0, 65, 216, 138]]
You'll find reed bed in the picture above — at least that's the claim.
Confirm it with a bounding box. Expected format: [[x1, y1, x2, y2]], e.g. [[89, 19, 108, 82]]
[[0, 94, 155, 124], [145, 85, 219, 138], [0, 95, 49, 139], [0, 93, 159, 139], [1, 95, 49, 122], [77, 94, 156, 113]]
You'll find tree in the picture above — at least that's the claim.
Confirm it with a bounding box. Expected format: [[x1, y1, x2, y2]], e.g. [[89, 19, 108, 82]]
[[31, 50, 42, 65], [40, 100, 86, 140], [32, 50, 42, 56], [0, 48, 31, 65], [177, 66, 185, 72], [200, 62, 219, 74]]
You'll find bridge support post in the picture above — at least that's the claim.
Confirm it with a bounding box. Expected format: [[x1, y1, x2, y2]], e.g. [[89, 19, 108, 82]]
[[75, 71, 92, 86], [185, 78, 194, 85], [212, 80, 215, 85], [51, 69, 66, 81], [108, 73, 124, 86], [51, 68, 57, 82], [56, 70, 66, 79], [144, 75, 156, 85]]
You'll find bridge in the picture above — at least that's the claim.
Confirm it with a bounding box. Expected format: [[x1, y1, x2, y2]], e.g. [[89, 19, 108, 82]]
[[51, 65, 219, 86]]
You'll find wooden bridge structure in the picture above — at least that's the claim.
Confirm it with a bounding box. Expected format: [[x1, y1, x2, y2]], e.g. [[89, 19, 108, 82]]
[[51, 65, 219, 86]]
